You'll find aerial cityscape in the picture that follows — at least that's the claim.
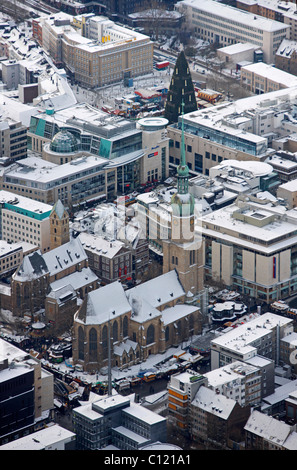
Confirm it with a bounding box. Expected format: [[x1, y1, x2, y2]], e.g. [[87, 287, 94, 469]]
[[2, 0, 297, 455]]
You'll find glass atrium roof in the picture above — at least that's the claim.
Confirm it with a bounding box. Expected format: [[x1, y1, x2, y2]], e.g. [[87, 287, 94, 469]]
[[50, 130, 80, 154]]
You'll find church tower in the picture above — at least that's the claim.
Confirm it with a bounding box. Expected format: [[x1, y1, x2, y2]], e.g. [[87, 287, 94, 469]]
[[162, 103, 203, 295], [49, 199, 70, 250]]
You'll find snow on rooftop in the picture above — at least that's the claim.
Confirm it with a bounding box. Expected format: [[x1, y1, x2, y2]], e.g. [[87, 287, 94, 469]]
[[5, 155, 108, 185], [162, 304, 198, 326], [42, 236, 87, 277], [211, 312, 292, 355], [244, 409, 292, 445], [76, 280, 131, 325], [179, 0, 291, 32], [126, 270, 185, 308], [205, 361, 259, 388], [278, 178, 297, 192], [211, 159, 273, 177], [0, 189, 52, 213], [218, 42, 259, 54], [241, 62, 297, 88], [192, 385, 236, 420], [49, 266, 98, 293], [78, 232, 125, 259], [0, 424, 75, 450], [183, 85, 297, 133], [201, 199, 297, 249]]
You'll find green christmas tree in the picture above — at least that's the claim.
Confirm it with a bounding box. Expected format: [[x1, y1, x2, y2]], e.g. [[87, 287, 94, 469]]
[[164, 50, 197, 124]]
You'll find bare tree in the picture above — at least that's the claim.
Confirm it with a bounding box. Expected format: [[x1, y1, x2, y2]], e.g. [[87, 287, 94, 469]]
[[135, 0, 172, 41]]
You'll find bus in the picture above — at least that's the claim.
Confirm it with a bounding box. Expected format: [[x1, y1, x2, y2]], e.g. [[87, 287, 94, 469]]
[[155, 61, 170, 70]]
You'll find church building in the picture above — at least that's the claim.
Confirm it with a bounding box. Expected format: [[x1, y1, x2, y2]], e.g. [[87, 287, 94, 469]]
[[162, 102, 204, 296], [72, 270, 202, 372], [71, 105, 204, 372]]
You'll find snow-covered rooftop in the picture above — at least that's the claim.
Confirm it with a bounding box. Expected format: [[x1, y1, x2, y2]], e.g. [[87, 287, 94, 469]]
[[78, 232, 126, 259], [192, 385, 237, 420], [210, 312, 292, 355], [241, 62, 297, 88], [244, 409, 294, 446], [200, 197, 297, 253], [0, 424, 75, 450], [126, 270, 185, 309], [178, 0, 291, 32]]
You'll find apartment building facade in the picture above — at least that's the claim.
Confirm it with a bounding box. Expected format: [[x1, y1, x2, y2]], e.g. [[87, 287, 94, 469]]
[[168, 371, 208, 431], [190, 385, 250, 447], [205, 361, 262, 407], [236, 0, 297, 43], [0, 190, 52, 253], [0, 119, 27, 162], [244, 409, 297, 450], [176, 0, 290, 63], [240, 62, 297, 94], [78, 232, 133, 284], [0, 240, 23, 278]]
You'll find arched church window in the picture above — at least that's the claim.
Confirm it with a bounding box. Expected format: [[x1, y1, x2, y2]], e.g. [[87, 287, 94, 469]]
[[102, 325, 108, 359], [16, 284, 21, 307], [147, 324, 155, 345], [113, 320, 118, 343], [189, 315, 194, 334], [89, 328, 97, 361], [24, 285, 30, 308], [165, 326, 170, 342], [78, 326, 84, 361], [123, 316, 128, 338]]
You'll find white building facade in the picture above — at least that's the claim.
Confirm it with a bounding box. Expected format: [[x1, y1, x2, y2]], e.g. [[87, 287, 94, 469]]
[[176, 0, 290, 63]]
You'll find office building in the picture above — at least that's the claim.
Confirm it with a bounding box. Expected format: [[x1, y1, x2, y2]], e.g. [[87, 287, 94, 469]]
[[240, 62, 297, 94], [0, 119, 27, 162], [236, 0, 297, 43], [0, 338, 54, 445], [0, 190, 52, 253], [0, 424, 76, 450], [167, 87, 295, 177], [0, 240, 23, 279], [38, 12, 153, 87], [0, 155, 111, 208], [73, 392, 167, 450], [201, 194, 297, 302], [210, 312, 293, 370], [176, 0, 289, 63]]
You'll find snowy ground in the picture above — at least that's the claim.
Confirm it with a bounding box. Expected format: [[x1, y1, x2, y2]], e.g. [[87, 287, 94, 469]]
[[0, 304, 204, 386]]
